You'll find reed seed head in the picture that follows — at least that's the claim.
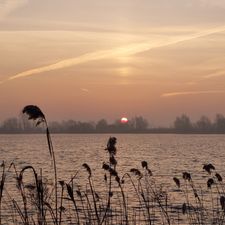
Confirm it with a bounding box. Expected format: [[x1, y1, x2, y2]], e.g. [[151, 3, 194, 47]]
[[0, 161, 5, 167], [82, 163, 92, 177], [147, 169, 153, 176], [109, 168, 118, 177], [220, 196, 225, 210], [76, 190, 81, 197], [104, 174, 107, 182], [141, 161, 148, 169], [115, 176, 120, 184], [215, 173, 222, 182], [105, 137, 117, 155], [173, 177, 180, 188], [182, 172, 191, 181], [182, 203, 187, 214], [22, 105, 46, 126], [102, 163, 110, 171], [59, 180, 65, 187], [203, 163, 215, 174], [130, 168, 142, 179], [207, 178, 214, 188], [66, 183, 74, 201]]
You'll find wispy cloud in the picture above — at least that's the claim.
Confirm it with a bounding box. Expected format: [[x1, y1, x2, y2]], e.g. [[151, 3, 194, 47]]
[[203, 70, 225, 79], [0, 0, 28, 20], [81, 88, 89, 92], [2, 25, 225, 84], [185, 82, 198, 85], [161, 90, 225, 97], [200, 0, 225, 8]]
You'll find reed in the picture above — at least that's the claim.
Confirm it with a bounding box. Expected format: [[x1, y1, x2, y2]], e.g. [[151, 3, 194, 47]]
[[0, 162, 6, 225], [22, 105, 58, 224]]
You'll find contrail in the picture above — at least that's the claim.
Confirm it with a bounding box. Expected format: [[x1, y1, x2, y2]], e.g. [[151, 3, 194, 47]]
[[203, 70, 225, 79], [3, 25, 225, 83], [0, 0, 28, 21], [81, 88, 89, 92], [161, 90, 225, 97]]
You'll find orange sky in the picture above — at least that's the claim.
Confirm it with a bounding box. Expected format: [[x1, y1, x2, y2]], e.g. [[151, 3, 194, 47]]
[[1, 0, 225, 125]]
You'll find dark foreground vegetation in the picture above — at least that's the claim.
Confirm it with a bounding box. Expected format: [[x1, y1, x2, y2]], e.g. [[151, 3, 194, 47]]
[[1, 113, 225, 134], [1, 105, 225, 225]]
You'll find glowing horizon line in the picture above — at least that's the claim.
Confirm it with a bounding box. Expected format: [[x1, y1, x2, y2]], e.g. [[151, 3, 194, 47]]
[[2, 25, 225, 84]]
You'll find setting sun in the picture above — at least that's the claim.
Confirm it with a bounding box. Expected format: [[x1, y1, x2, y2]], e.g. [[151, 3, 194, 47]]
[[120, 117, 128, 124]]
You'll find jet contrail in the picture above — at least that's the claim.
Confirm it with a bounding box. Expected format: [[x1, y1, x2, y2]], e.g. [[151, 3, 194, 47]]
[[203, 70, 225, 79], [3, 25, 225, 83], [161, 90, 225, 97], [81, 88, 89, 92], [0, 0, 28, 21]]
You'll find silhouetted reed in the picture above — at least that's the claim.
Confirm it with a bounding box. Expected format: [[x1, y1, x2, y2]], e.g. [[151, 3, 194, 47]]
[[82, 163, 100, 224], [22, 105, 58, 224], [0, 162, 6, 225]]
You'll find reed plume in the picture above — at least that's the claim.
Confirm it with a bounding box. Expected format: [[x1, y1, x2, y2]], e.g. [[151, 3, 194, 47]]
[[22, 105, 58, 224], [203, 163, 215, 174], [173, 177, 180, 188]]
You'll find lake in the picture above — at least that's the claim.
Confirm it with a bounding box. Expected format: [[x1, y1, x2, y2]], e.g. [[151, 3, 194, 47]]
[[1, 134, 225, 181], [0, 133, 225, 224]]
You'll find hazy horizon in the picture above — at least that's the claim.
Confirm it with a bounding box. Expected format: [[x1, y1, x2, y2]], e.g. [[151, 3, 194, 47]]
[[1, 0, 225, 126]]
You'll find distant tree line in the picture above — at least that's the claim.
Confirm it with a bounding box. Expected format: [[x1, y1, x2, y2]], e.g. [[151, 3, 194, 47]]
[[173, 114, 225, 133], [0, 116, 149, 133], [1, 114, 225, 134]]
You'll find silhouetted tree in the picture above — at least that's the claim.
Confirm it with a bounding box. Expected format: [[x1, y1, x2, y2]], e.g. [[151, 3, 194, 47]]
[[1, 117, 21, 133], [77, 121, 95, 133], [174, 114, 192, 132], [113, 119, 133, 132], [49, 121, 62, 133], [96, 119, 108, 132], [19, 113, 41, 132], [214, 114, 225, 133], [131, 116, 149, 131], [61, 120, 77, 133], [195, 116, 212, 132], [55, 120, 95, 133], [3, 113, 225, 133]]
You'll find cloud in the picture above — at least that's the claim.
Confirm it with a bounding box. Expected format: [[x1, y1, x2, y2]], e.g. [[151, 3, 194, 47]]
[[185, 82, 198, 85], [199, 0, 225, 8], [2, 25, 225, 84], [161, 90, 225, 97], [0, 0, 28, 20], [81, 88, 89, 92], [203, 70, 225, 79]]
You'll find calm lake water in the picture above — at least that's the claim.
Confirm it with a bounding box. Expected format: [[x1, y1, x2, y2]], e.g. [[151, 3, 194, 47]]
[[1, 133, 225, 185], [1, 134, 225, 224]]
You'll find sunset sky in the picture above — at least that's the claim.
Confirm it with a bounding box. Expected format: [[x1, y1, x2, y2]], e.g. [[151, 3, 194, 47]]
[[1, 0, 225, 125]]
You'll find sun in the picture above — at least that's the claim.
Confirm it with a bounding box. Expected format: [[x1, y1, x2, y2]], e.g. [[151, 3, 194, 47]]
[[120, 117, 128, 124]]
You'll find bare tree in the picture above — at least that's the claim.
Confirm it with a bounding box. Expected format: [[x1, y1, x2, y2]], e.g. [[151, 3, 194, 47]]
[[174, 114, 192, 132]]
